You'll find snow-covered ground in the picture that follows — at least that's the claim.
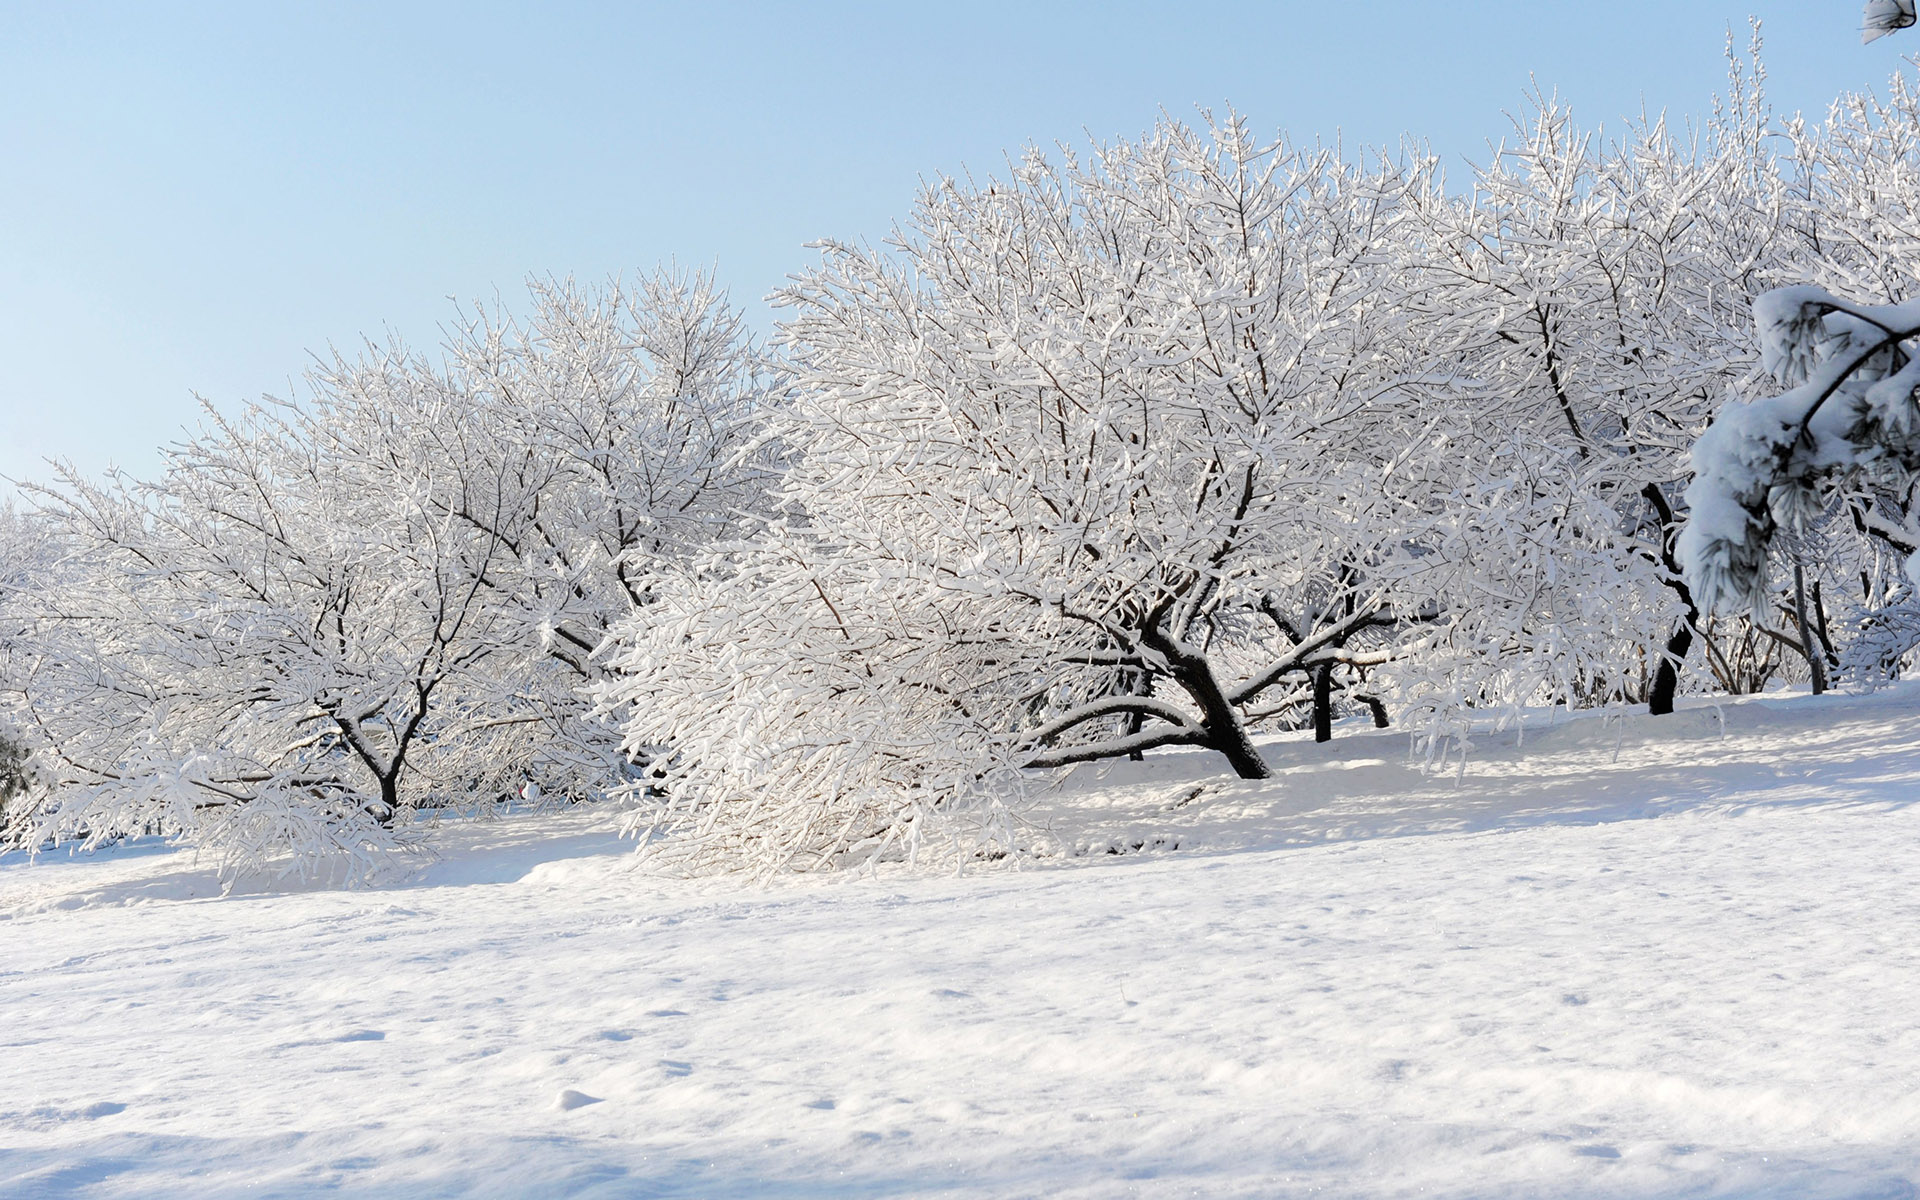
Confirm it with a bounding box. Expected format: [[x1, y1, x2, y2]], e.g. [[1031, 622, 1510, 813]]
[[4, 688, 1920, 1198]]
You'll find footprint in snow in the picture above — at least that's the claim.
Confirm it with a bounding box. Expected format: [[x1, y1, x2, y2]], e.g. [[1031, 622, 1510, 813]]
[[804, 1099, 836, 1110], [335, 1030, 386, 1042], [15, 1102, 126, 1125], [596, 1030, 633, 1042], [555, 1089, 602, 1111], [659, 1060, 692, 1077]]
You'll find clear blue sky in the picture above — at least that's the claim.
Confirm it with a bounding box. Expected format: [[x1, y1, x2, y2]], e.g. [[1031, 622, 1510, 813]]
[[0, 1, 1911, 492]]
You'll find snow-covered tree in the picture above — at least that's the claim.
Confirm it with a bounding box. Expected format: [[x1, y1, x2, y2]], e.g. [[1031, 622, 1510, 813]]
[[1399, 40, 1797, 712], [8, 271, 775, 882], [604, 117, 1694, 873], [308, 270, 781, 798], [0, 505, 57, 844], [1678, 63, 1920, 684]]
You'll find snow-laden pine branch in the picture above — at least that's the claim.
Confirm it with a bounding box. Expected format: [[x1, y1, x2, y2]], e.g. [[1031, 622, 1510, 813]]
[[1680, 286, 1920, 617]]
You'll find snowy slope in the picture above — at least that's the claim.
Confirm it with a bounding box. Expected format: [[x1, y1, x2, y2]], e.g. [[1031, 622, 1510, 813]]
[[3, 688, 1919, 1198]]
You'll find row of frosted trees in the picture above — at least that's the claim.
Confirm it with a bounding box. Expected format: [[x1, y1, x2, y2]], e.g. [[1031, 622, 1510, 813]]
[[8, 57, 1920, 880]]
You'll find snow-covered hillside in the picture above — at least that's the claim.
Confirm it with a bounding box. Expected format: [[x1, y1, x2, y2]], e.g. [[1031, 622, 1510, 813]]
[[4, 688, 1919, 1198]]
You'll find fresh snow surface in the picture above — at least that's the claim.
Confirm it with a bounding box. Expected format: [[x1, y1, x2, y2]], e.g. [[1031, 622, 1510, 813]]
[[4, 688, 1920, 1198]]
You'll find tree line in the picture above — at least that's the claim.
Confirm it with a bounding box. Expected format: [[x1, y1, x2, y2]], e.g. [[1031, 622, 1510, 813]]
[[6, 49, 1920, 880]]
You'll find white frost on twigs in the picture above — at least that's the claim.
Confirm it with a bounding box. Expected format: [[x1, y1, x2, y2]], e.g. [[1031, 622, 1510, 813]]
[[2, 271, 777, 884]]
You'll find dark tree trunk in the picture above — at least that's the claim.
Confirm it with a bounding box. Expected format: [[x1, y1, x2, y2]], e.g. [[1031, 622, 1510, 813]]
[[1209, 721, 1271, 779], [1647, 622, 1691, 716], [375, 773, 400, 826], [1121, 672, 1147, 762], [1793, 564, 1828, 695], [1141, 620, 1269, 779], [1312, 662, 1334, 743], [1810, 580, 1837, 666], [1643, 483, 1701, 717], [1359, 694, 1389, 728]]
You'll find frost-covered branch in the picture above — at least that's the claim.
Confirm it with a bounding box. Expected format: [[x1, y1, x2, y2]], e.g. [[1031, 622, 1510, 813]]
[[1679, 285, 1920, 616]]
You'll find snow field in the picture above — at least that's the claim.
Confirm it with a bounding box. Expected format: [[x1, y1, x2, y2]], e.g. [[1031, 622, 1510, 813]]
[[3, 688, 1919, 1198]]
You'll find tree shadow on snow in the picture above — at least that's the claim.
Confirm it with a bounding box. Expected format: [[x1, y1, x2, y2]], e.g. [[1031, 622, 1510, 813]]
[[1, 1126, 1915, 1200], [1030, 684, 1920, 860], [0, 809, 637, 915]]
